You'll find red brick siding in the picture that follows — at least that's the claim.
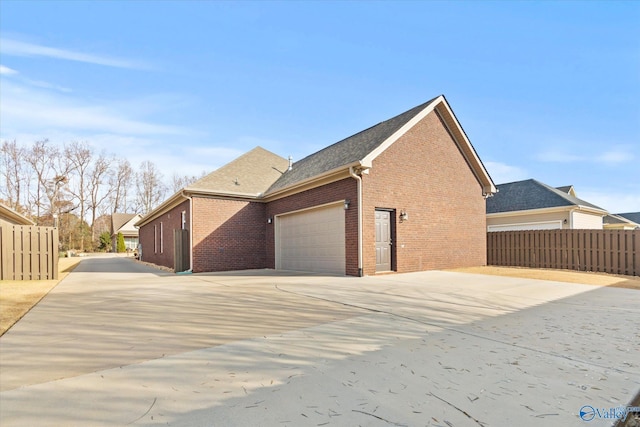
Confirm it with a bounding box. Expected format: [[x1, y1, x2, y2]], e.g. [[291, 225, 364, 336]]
[[138, 200, 190, 270], [191, 197, 267, 273], [361, 111, 487, 274], [265, 178, 359, 276]]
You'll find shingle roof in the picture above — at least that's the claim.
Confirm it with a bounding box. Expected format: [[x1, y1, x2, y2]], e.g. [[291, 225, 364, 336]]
[[487, 179, 606, 214], [266, 97, 440, 193], [111, 213, 138, 234], [187, 146, 289, 196], [617, 212, 640, 224], [603, 214, 634, 225]]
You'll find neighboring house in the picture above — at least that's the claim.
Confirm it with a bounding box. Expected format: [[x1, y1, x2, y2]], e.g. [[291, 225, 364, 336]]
[[604, 213, 640, 230], [111, 213, 142, 252], [0, 203, 35, 225], [617, 212, 640, 225], [486, 179, 608, 231], [136, 95, 496, 276]]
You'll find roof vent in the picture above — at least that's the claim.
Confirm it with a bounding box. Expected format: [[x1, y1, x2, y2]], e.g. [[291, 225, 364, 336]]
[[288, 156, 293, 171]]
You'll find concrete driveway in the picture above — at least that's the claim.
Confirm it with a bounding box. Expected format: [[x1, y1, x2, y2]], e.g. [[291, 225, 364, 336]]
[[0, 255, 638, 426]]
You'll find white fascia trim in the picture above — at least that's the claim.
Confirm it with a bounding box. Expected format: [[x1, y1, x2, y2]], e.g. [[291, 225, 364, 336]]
[[263, 160, 366, 200], [434, 101, 497, 195], [361, 96, 442, 168], [361, 95, 496, 196], [134, 191, 188, 228], [184, 187, 263, 199], [573, 205, 609, 216], [487, 206, 573, 218]]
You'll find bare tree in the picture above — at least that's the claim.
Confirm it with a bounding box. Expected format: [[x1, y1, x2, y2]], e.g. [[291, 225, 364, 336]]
[[66, 141, 93, 251], [25, 140, 55, 224], [88, 152, 113, 245], [135, 160, 166, 215], [170, 171, 206, 193], [110, 158, 133, 213], [0, 139, 27, 212]]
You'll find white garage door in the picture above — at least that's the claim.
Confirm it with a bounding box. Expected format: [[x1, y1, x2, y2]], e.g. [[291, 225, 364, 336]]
[[276, 203, 345, 274], [488, 220, 562, 232]]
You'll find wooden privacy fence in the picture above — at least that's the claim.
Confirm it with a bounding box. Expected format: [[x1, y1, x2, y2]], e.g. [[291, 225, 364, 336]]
[[487, 229, 640, 277], [0, 222, 59, 280]]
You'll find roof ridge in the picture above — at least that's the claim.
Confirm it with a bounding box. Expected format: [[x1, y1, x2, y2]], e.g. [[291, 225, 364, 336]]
[[266, 96, 442, 194], [291, 97, 440, 166]]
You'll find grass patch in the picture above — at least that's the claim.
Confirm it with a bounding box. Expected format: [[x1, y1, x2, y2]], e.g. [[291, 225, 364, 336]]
[[0, 257, 83, 336], [451, 266, 640, 290]]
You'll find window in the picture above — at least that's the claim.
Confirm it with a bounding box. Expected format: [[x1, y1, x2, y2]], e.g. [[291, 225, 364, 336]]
[[160, 222, 164, 253], [181, 211, 187, 230], [154, 225, 158, 253]]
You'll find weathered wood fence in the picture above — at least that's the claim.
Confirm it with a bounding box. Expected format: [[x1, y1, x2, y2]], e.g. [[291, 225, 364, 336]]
[[0, 222, 59, 280], [487, 229, 640, 277]]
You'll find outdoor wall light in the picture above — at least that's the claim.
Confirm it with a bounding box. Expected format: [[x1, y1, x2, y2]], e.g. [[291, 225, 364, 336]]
[[400, 210, 408, 222], [344, 199, 351, 210], [267, 217, 273, 224]]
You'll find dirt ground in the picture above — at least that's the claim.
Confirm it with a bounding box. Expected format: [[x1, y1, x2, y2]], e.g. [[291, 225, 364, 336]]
[[0, 257, 83, 336], [451, 265, 640, 290]]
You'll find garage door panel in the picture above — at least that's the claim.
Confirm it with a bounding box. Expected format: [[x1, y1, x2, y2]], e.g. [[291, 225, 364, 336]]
[[276, 204, 345, 275]]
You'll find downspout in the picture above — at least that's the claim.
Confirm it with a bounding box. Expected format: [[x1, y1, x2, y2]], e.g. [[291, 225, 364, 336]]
[[349, 166, 363, 277], [184, 191, 194, 273]]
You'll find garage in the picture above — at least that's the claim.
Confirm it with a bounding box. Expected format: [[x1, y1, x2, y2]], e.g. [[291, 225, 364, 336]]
[[275, 203, 345, 274]]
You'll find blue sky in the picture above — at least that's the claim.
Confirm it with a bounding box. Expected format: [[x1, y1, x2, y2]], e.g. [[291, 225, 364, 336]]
[[1, 1, 638, 212]]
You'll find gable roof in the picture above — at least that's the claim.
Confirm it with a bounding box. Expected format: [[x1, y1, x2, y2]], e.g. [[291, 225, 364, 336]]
[[617, 212, 640, 224], [111, 213, 141, 236], [603, 213, 639, 227], [187, 147, 289, 197], [267, 98, 439, 193], [555, 185, 577, 197], [266, 95, 496, 196], [487, 179, 607, 214], [136, 147, 288, 227], [112, 213, 136, 233], [137, 96, 496, 227], [0, 203, 34, 225]]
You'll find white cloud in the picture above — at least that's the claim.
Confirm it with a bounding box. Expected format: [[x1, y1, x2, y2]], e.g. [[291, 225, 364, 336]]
[[537, 146, 635, 165], [0, 65, 18, 75], [579, 190, 640, 213], [0, 80, 187, 136], [1, 38, 147, 69], [597, 149, 635, 165], [484, 161, 528, 184]]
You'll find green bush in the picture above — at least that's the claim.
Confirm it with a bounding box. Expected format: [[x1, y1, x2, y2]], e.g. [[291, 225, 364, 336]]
[[117, 232, 126, 253], [98, 231, 112, 252]]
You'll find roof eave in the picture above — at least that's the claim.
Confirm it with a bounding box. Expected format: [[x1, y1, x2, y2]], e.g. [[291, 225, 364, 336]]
[[184, 187, 264, 199], [488, 205, 608, 218], [134, 191, 189, 227], [263, 160, 366, 201]]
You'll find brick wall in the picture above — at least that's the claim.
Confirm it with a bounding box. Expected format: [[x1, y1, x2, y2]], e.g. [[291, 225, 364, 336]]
[[192, 197, 267, 273], [265, 178, 359, 276], [361, 111, 487, 274], [138, 199, 190, 270]]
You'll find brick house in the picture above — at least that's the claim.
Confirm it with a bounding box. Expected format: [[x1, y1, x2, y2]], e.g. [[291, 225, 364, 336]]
[[136, 95, 496, 276]]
